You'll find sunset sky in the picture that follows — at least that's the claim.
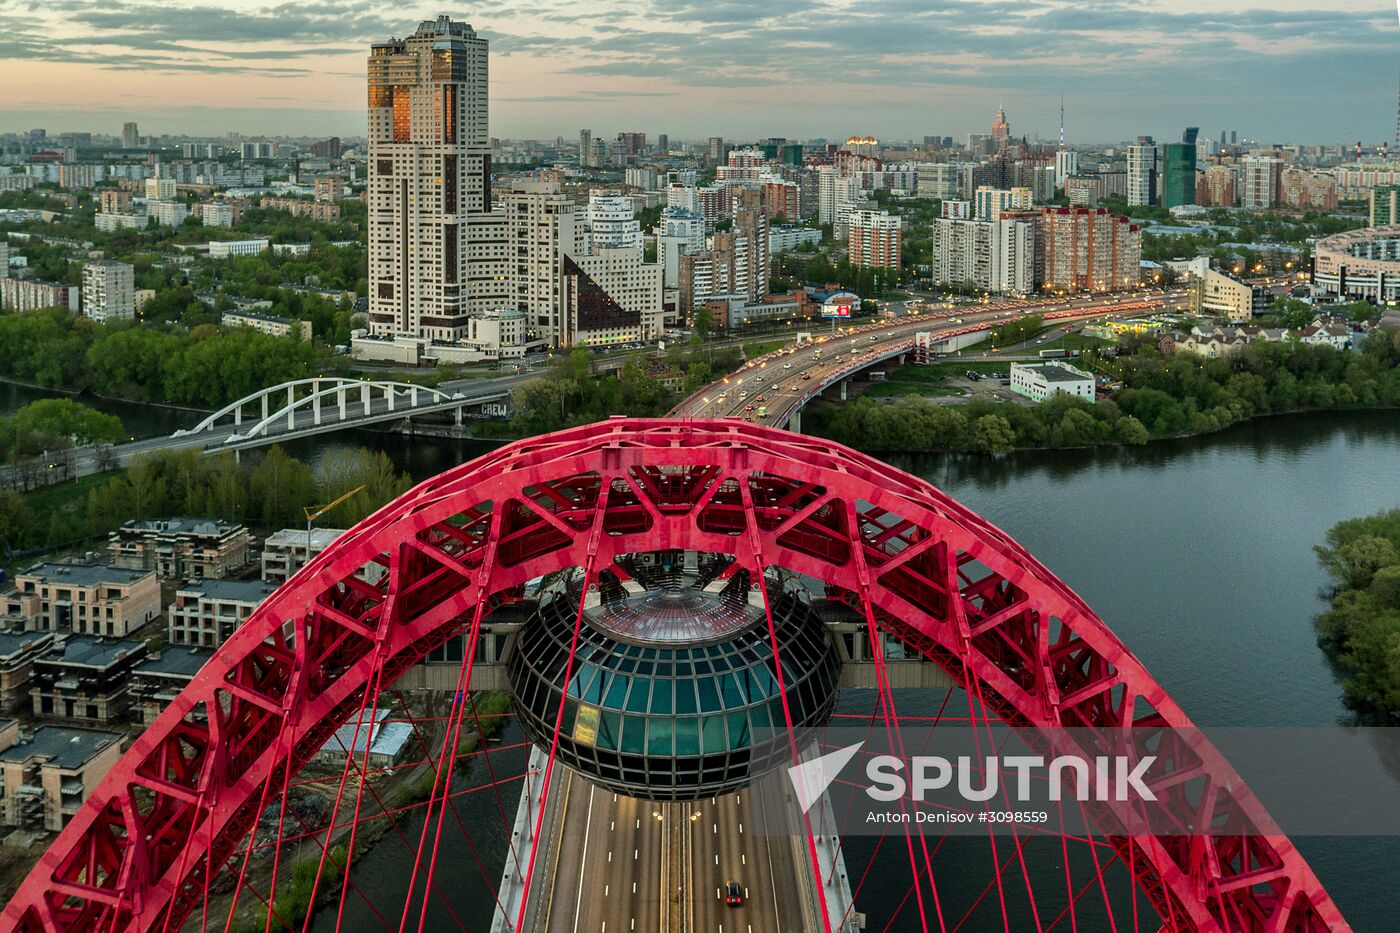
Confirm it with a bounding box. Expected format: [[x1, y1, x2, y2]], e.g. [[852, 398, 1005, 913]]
[[0, 0, 1393, 143]]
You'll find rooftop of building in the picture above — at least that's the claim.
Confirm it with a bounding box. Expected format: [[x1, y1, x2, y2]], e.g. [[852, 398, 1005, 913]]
[[221, 309, 293, 325], [0, 725, 123, 769], [1015, 361, 1093, 383], [15, 562, 152, 588], [116, 516, 246, 537], [0, 629, 54, 658], [40, 634, 146, 669], [175, 578, 276, 602], [319, 707, 414, 759], [134, 646, 212, 678], [264, 527, 346, 548]]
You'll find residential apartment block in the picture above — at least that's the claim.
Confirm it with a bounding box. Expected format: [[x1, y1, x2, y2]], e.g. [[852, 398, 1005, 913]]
[[30, 635, 147, 724], [0, 723, 122, 831], [109, 518, 251, 580], [81, 260, 135, 323], [2, 563, 159, 638], [168, 579, 276, 647], [1040, 207, 1142, 293]]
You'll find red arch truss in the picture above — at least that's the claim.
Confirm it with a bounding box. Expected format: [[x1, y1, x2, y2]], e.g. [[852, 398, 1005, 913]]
[[3, 419, 1347, 932]]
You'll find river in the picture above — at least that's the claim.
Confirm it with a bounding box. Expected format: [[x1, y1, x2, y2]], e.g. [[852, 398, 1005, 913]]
[[5, 381, 1398, 929]]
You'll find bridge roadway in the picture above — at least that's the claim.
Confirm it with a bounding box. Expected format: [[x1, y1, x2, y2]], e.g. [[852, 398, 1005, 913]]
[[528, 770, 807, 933], [670, 289, 1186, 426]]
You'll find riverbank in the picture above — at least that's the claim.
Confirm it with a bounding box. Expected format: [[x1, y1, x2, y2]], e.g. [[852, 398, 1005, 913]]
[[1313, 508, 1400, 720]]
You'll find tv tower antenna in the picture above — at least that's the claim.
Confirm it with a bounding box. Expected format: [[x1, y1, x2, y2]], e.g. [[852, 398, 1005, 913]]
[[1059, 92, 1065, 150], [1394, 66, 1399, 156]]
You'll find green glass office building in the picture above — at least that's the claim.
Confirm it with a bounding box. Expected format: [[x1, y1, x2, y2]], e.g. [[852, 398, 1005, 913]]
[[1162, 143, 1197, 209]]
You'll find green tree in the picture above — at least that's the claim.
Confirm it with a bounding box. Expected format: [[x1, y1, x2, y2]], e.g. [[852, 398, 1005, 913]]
[[248, 446, 318, 527], [971, 414, 1016, 455]]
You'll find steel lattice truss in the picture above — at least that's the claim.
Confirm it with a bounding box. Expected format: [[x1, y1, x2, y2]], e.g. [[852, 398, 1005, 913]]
[[2, 419, 1347, 932]]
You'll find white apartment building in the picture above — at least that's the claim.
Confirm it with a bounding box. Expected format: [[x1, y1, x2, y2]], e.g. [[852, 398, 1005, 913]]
[[974, 186, 1033, 221], [0, 278, 78, 313], [168, 579, 276, 648], [201, 201, 235, 227], [1187, 258, 1257, 323], [261, 528, 346, 584], [817, 166, 860, 233], [1127, 142, 1158, 206], [1054, 150, 1078, 188], [658, 207, 704, 289], [499, 180, 581, 344], [95, 212, 142, 233], [1241, 156, 1283, 210], [565, 247, 665, 345], [81, 260, 135, 323], [145, 177, 176, 201], [586, 193, 642, 250], [916, 163, 961, 200], [768, 225, 822, 254], [931, 218, 1036, 296], [367, 16, 489, 343], [145, 200, 188, 228]]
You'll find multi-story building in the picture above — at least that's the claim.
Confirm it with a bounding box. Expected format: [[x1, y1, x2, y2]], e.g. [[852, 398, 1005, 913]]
[[768, 225, 822, 254], [762, 179, 801, 222], [122, 122, 140, 148], [1161, 143, 1196, 209], [1241, 156, 1283, 210], [129, 648, 212, 725], [198, 200, 236, 227], [1198, 165, 1237, 208], [0, 724, 123, 831], [109, 518, 251, 580], [847, 209, 902, 269], [57, 164, 99, 190], [207, 239, 269, 259], [314, 175, 346, 202], [1280, 170, 1338, 212], [0, 278, 78, 313], [1127, 140, 1158, 206], [81, 260, 135, 323], [145, 199, 188, 228], [1054, 150, 1078, 188], [310, 136, 342, 158], [261, 528, 347, 583], [168, 579, 276, 647], [145, 177, 176, 201], [931, 218, 1036, 296], [1009, 361, 1096, 404], [916, 163, 961, 200], [259, 198, 341, 222], [579, 129, 593, 167], [2, 563, 160, 638], [95, 212, 144, 233], [974, 186, 1033, 221], [0, 632, 56, 712], [1040, 207, 1142, 293], [586, 192, 642, 250], [1369, 185, 1400, 226], [241, 142, 275, 160], [367, 16, 489, 343], [498, 180, 580, 343], [220, 309, 313, 340], [1187, 259, 1259, 323], [99, 190, 133, 214], [657, 207, 705, 290], [817, 166, 859, 232], [563, 248, 665, 345], [30, 635, 147, 724]]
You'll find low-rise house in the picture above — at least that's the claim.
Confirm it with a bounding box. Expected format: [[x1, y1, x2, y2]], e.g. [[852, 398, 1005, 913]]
[[0, 724, 123, 830], [110, 517, 251, 580], [0, 630, 57, 711], [1009, 361, 1096, 404], [2, 563, 160, 637], [1297, 324, 1352, 350], [1161, 325, 1292, 358], [30, 635, 147, 724], [314, 707, 414, 770], [168, 579, 276, 647], [261, 528, 346, 584], [129, 647, 212, 725]]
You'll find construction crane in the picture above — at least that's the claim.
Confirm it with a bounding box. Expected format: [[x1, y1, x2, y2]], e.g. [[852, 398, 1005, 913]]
[[304, 485, 365, 554]]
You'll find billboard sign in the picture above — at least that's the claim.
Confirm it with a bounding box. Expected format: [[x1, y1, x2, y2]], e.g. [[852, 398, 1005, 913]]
[[822, 292, 859, 318]]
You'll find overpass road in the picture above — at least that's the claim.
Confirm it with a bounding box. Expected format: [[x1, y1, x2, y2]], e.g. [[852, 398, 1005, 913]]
[[670, 289, 1185, 427]]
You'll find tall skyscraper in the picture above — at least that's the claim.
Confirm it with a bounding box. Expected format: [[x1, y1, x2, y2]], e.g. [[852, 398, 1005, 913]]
[[1126, 138, 1158, 206], [991, 107, 1011, 143], [579, 129, 592, 167], [1041, 207, 1142, 292], [122, 122, 139, 149], [1241, 156, 1282, 210], [367, 16, 489, 342], [1161, 143, 1197, 209]]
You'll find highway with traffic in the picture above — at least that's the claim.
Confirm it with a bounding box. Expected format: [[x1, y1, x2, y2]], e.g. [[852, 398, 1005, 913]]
[[670, 289, 1186, 426], [526, 770, 810, 932]]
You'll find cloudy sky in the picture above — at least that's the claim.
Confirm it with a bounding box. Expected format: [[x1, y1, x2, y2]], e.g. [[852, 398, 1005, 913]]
[[0, 0, 1394, 145]]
